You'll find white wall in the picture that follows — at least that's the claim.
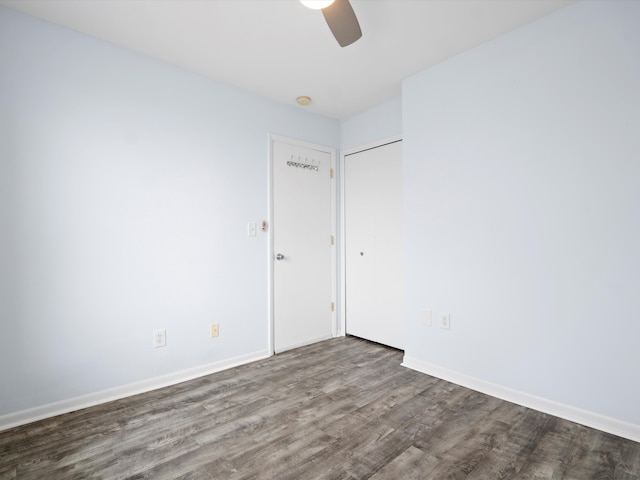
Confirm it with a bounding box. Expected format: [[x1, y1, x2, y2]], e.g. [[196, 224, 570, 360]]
[[403, 0, 640, 434], [340, 96, 402, 151], [0, 7, 338, 419]]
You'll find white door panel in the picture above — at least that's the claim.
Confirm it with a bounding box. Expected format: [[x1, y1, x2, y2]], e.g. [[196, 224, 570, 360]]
[[344, 140, 403, 349], [271, 137, 335, 353]]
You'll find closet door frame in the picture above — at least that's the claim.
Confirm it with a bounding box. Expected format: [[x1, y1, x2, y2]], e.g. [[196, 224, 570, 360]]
[[339, 135, 403, 346]]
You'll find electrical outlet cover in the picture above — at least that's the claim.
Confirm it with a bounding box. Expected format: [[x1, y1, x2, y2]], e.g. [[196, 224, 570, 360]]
[[154, 329, 166, 347], [210, 323, 219, 338]]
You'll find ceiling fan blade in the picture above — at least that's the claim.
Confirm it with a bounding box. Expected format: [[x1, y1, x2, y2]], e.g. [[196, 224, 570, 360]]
[[322, 0, 362, 47]]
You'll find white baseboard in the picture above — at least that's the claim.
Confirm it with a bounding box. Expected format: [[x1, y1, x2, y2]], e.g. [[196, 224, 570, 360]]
[[0, 349, 271, 432], [402, 355, 640, 444]]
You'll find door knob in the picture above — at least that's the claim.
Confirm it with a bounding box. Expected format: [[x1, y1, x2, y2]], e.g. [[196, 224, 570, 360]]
[[275, 253, 285, 261]]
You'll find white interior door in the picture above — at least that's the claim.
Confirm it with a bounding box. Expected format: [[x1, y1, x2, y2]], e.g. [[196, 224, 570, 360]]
[[271, 136, 335, 353], [344, 140, 403, 349]]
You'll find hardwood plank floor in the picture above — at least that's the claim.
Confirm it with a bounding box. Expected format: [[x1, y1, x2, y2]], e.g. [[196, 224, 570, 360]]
[[1, 336, 639, 479]]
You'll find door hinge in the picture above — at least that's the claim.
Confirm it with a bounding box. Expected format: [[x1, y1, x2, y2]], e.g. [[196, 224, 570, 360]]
[[330, 168, 334, 179], [330, 235, 334, 245], [331, 302, 335, 312]]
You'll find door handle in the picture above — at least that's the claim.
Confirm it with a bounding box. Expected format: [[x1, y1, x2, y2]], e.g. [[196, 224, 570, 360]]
[[275, 253, 285, 261]]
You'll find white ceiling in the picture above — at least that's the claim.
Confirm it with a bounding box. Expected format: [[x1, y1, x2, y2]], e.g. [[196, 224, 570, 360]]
[[1, 0, 575, 119]]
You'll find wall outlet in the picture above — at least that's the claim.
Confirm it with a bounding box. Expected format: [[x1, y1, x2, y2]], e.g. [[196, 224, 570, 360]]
[[154, 328, 166, 348], [422, 309, 432, 326], [440, 313, 451, 330], [210, 323, 219, 338]]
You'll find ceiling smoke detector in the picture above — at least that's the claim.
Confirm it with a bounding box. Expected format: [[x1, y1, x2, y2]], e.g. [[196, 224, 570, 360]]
[[296, 96, 312, 106]]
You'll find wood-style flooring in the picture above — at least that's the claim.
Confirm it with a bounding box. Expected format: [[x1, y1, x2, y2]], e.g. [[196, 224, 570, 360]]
[[1, 336, 639, 479]]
